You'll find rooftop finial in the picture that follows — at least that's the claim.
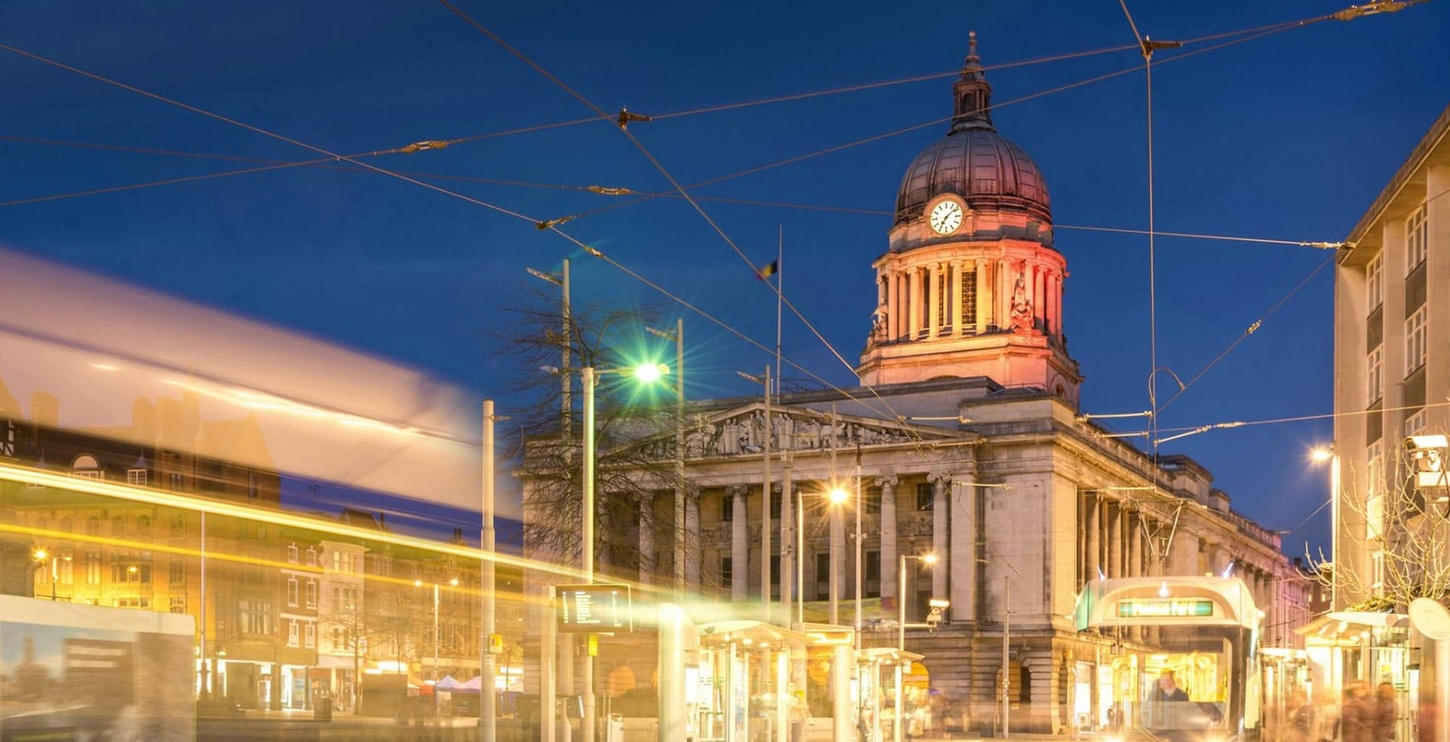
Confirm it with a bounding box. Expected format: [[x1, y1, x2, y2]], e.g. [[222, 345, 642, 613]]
[[951, 30, 993, 133], [968, 30, 978, 61]]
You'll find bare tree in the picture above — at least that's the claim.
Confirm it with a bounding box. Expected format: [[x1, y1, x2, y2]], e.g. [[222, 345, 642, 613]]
[[496, 285, 689, 582], [1311, 435, 1450, 611]]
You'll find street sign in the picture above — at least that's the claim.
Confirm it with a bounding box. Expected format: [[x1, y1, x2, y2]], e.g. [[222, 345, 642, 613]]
[[557, 583, 633, 633]]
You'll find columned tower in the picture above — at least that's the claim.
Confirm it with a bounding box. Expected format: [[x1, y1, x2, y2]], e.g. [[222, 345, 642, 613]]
[[857, 33, 1082, 405]]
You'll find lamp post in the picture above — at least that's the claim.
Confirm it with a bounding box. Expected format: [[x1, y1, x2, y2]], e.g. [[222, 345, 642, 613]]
[[896, 553, 937, 742], [32, 548, 66, 601], [482, 399, 504, 742], [416, 577, 458, 715], [575, 363, 669, 742], [1311, 445, 1339, 610], [647, 321, 686, 597], [737, 367, 773, 623]]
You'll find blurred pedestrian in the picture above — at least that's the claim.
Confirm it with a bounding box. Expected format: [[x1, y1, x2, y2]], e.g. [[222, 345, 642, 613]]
[[1372, 683, 1396, 742], [1288, 690, 1316, 742], [1344, 683, 1371, 742]]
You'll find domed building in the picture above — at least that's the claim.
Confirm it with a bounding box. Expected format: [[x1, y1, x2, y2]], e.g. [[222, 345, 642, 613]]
[[520, 35, 1307, 742], [859, 33, 1081, 403]]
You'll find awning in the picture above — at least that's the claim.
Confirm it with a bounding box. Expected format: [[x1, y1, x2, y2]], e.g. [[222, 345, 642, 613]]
[[696, 620, 812, 650], [1295, 611, 1408, 645]]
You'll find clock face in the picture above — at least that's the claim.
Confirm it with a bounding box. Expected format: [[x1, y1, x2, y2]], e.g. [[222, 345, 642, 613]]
[[929, 200, 964, 235]]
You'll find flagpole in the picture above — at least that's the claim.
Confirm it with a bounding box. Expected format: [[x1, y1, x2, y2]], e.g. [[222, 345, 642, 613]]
[[775, 225, 783, 397]]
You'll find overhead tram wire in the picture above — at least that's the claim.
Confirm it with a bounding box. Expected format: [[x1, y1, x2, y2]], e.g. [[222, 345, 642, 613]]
[[532, 15, 1364, 230], [0, 134, 1355, 252], [436, 0, 930, 442], [1157, 252, 1338, 415], [2, 11, 1350, 214], [1, 4, 1387, 213], [0, 38, 910, 427]]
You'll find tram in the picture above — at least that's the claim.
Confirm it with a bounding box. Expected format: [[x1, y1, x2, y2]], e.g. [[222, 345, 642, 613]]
[[1075, 576, 1263, 742]]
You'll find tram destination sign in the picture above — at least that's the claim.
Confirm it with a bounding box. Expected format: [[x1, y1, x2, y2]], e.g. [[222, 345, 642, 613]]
[[557, 583, 634, 633], [1115, 598, 1215, 619]]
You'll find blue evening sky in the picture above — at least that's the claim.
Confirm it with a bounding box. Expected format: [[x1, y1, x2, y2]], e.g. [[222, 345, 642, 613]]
[[1, 1, 1448, 558]]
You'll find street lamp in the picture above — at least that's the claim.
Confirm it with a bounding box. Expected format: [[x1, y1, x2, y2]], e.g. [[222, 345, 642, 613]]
[[896, 553, 937, 742], [32, 549, 69, 601], [1310, 445, 1339, 610], [547, 362, 670, 742], [645, 321, 686, 597], [416, 576, 459, 714]]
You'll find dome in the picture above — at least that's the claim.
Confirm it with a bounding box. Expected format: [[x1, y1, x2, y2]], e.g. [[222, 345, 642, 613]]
[[894, 128, 1051, 225], [893, 34, 1051, 226]]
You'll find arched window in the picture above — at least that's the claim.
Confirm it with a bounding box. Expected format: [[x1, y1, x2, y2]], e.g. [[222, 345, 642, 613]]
[[86, 516, 101, 536], [71, 454, 102, 480]]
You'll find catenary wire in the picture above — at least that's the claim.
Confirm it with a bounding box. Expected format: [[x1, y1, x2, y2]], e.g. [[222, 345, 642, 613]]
[[436, 0, 930, 443]]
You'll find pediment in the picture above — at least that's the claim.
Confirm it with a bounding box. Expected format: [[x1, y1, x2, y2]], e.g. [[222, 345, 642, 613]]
[[622, 402, 971, 462]]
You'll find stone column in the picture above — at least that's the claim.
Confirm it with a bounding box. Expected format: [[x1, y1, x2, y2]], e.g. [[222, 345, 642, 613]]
[[879, 475, 900, 609], [686, 490, 701, 589], [950, 261, 964, 336], [927, 262, 941, 338], [907, 268, 920, 340], [1126, 511, 1140, 578], [638, 493, 655, 586], [949, 466, 976, 622], [730, 485, 749, 601], [779, 478, 794, 621], [1107, 502, 1122, 578], [931, 473, 950, 600], [1085, 493, 1100, 580], [890, 271, 903, 340]]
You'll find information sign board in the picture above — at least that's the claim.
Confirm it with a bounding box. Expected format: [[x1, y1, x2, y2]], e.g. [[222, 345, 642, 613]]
[[557, 583, 633, 633]]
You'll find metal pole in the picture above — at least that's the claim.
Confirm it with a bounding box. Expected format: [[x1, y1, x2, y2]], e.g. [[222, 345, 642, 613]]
[[200, 511, 207, 699], [763, 365, 772, 625], [1330, 447, 1340, 611], [1003, 575, 1010, 739], [582, 367, 597, 742], [895, 556, 907, 742], [430, 585, 439, 697], [562, 260, 572, 440], [797, 487, 804, 627], [543, 586, 557, 742], [482, 400, 497, 742], [674, 319, 685, 597]]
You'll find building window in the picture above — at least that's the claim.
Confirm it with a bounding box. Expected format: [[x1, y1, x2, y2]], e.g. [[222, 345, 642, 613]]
[[720, 557, 732, 590], [306, 547, 317, 566], [1367, 439, 1384, 500], [915, 483, 934, 511], [769, 556, 780, 598], [306, 581, 317, 609], [865, 551, 881, 598], [1367, 344, 1383, 405], [1366, 253, 1383, 311], [112, 561, 151, 583], [86, 516, 101, 536], [288, 620, 300, 648], [1406, 409, 1428, 437], [111, 516, 125, 538], [722, 494, 734, 522], [113, 597, 150, 609], [287, 577, 299, 607], [961, 272, 978, 330], [169, 513, 185, 536], [237, 599, 273, 636], [169, 473, 184, 490], [170, 597, 186, 614], [1406, 306, 1427, 374], [127, 469, 147, 487], [1407, 206, 1428, 275], [136, 516, 151, 538], [287, 544, 299, 563], [170, 561, 185, 584], [769, 490, 781, 520], [84, 552, 101, 585], [815, 554, 831, 600], [864, 486, 882, 514], [305, 623, 316, 649], [72, 454, 101, 480]]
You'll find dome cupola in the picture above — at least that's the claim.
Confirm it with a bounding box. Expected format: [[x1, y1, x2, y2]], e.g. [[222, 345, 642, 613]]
[[893, 33, 1052, 227]]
